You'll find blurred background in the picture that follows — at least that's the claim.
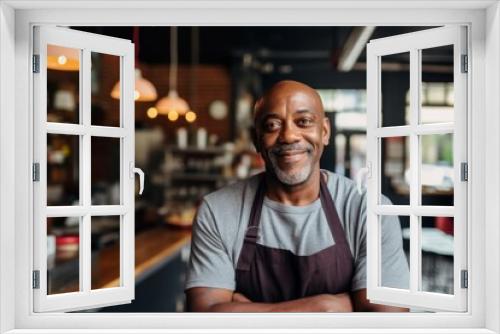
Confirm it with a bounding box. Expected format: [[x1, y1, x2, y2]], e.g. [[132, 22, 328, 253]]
[[45, 26, 455, 312]]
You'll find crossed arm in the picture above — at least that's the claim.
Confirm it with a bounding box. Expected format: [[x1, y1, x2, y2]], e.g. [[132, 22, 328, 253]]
[[186, 287, 408, 312]]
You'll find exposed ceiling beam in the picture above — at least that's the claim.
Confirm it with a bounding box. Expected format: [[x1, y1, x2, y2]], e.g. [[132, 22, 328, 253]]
[[338, 26, 375, 72]]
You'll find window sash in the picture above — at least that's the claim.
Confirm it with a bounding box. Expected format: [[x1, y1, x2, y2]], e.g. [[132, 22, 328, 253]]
[[366, 26, 468, 312], [32, 26, 135, 312]]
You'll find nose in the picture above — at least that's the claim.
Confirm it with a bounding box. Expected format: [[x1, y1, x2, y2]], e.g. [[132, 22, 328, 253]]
[[278, 120, 300, 144]]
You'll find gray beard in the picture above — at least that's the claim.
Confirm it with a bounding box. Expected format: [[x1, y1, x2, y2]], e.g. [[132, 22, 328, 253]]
[[267, 147, 314, 186]]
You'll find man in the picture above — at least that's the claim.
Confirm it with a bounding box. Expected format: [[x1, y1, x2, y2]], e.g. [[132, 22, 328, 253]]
[[185, 80, 409, 312]]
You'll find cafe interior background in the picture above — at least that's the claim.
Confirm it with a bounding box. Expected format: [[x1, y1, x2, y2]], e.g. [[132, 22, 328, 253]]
[[45, 26, 455, 312]]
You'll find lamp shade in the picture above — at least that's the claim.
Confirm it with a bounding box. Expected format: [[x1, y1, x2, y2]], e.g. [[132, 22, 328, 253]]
[[156, 90, 190, 115], [110, 69, 158, 102], [47, 45, 80, 71]]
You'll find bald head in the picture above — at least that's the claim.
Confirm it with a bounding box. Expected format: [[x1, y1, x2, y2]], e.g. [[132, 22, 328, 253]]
[[253, 80, 324, 122]]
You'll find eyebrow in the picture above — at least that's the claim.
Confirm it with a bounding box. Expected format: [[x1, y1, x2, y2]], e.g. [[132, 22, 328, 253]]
[[295, 109, 312, 114], [258, 109, 315, 122]]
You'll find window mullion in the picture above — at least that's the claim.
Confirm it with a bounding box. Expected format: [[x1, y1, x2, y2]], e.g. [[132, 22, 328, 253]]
[[81, 48, 92, 293], [409, 48, 421, 293]]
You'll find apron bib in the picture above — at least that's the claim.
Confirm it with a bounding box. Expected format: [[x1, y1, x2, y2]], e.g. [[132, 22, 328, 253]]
[[235, 173, 354, 303]]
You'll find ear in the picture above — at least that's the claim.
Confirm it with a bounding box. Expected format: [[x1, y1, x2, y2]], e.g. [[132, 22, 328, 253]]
[[322, 116, 331, 146], [251, 126, 261, 152]]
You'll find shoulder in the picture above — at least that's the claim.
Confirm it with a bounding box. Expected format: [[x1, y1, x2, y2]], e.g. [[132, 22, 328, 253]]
[[323, 169, 364, 205], [196, 173, 261, 244], [202, 172, 261, 212], [322, 169, 367, 233]]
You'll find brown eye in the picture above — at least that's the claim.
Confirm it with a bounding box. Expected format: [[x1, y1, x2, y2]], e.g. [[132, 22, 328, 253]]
[[264, 119, 281, 132], [297, 118, 313, 127]]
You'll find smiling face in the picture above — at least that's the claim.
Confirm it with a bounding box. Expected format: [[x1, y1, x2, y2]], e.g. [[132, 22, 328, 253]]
[[253, 81, 330, 186]]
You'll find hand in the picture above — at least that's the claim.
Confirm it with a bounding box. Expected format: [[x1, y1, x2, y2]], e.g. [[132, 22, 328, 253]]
[[314, 293, 353, 312], [232, 292, 252, 303]]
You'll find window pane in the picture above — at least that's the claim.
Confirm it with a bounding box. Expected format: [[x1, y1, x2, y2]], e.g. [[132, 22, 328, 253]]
[[47, 216, 80, 294], [91, 216, 121, 290], [421, 216, 454, 294], [380, 52, 410, 127], [420, 133, 454, 206], [91, 137, 121, 205], [379, 215, 410, 290], [91, 52, 121, 127], [420, 45, 454, 124], [380, 137, 410, 205], [350, 134, 367, 180], [47, 44, 80, 123], [47, 134, 80, 206]]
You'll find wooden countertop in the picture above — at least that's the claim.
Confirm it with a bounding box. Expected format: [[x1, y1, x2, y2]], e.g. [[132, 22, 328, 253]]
[[97, 226, 192, 289], [51, 226, 192, 294]]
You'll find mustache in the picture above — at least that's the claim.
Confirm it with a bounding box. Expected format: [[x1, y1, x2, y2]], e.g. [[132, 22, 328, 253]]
[[269, 143, 313, 155]]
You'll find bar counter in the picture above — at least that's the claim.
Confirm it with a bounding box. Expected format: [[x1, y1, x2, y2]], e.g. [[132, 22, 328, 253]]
[[51, 226, 192, 294]]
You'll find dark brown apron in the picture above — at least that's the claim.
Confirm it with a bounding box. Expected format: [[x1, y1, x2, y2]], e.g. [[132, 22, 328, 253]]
[[235, 173, 354, 303]]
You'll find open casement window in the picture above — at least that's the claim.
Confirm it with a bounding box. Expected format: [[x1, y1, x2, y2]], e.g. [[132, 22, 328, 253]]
[[366, 26, 467, 312], [33, 26, 140, 312]]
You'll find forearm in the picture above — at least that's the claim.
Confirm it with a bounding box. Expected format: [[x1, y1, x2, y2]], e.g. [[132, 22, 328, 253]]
[[206, 293, 353, 312]]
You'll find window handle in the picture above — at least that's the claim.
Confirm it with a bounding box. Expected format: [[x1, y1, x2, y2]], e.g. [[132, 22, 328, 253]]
[[130, 162, 145, 195], [356, 164, 370, 195]]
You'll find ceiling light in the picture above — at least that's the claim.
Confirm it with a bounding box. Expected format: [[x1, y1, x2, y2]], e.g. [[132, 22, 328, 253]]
[[156, 26, 190, 116], [185, 111, 197, 123], [47, 45, 79, 71], [147, 107, 158, 119], [110, 27, 158, 102], [167, 110, 179, 121]]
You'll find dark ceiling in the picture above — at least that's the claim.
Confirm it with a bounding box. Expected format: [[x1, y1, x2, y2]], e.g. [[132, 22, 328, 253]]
[[73, 26, 437, 69]]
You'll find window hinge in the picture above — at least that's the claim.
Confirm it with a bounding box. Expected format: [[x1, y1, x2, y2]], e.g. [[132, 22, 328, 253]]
[[32, 55, 40, 73], [33, 163, 40, 182], [461, 270, 468, 289], [461, 162, 468, 182], [32, 270, 40, 289], [461, 54, 468, 73]]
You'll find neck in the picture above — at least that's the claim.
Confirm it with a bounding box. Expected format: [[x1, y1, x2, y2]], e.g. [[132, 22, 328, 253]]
[[264, 167, 322, 206]]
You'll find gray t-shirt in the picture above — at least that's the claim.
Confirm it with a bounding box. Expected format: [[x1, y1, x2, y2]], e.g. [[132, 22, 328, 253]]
[[186, 170, 409, 292]]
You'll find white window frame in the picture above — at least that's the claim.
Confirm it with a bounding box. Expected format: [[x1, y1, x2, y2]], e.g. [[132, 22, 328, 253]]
[[366, 26, 468, 312], [32, 26, 136, 312], [0, 1, 499, 333]]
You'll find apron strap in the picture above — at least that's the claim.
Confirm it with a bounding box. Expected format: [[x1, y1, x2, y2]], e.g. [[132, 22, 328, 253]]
[[319, 172, 351, 249], [236, 175, 266, 271]]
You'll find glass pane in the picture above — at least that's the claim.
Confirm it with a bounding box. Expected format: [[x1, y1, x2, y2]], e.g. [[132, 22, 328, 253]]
[[47, 216, 80, 294], [91, 137, 121, 205], [379, 215, 410, 290], [350, 134, 367, 180], [47, 44, 80, 123], [91, 216, 121, 290], [380, 137, 410, 205], [421, 216, 454, 294], [335, 134, 346, 175], [91, 52, 121, 127], [421, 133, 454, 205], [380, 52, 410, 127], [420, 45, 454, 124], [47, 134, 80, 206]]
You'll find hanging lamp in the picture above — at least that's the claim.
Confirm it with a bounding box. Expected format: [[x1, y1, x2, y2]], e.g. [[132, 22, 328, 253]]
[[156, 26, 191, 116], [110, 27, 158, 102], [47, 45, 80, 71]]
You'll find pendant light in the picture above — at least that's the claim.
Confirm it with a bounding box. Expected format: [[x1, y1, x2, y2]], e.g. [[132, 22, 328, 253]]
[[156, 26, 191, 117], [184, 26, 199, 123], [110, 27, 158, 102], [47, 45, 80, 71]]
